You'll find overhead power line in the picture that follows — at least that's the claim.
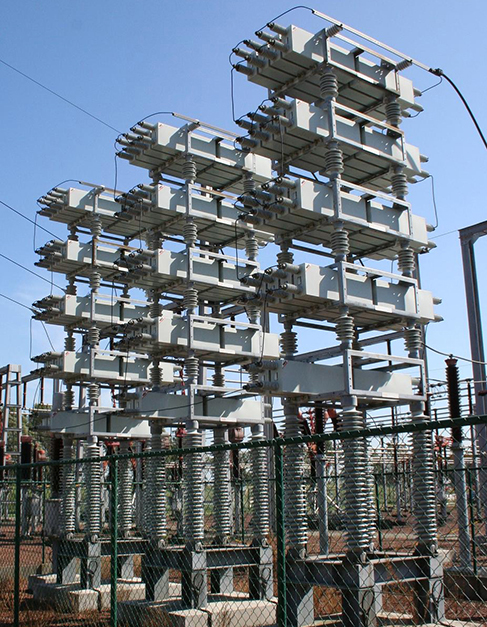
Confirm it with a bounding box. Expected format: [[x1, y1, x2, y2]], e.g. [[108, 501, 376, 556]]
[[0, 57, 123, 134], [0, 199, 61, 239], [0, 252, 64, 291]]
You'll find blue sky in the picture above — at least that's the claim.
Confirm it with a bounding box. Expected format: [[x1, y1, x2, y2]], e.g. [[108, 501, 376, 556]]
[[1, 0, 486, 401]]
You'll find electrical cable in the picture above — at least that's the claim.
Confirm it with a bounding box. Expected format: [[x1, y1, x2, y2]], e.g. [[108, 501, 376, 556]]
[[1, 199, 61, 240], [0, 253, 65, 291], [0, 58, 122, 134], [429, 69, 487, 151], [0, 292, 37, 312], [413, 174, 438, 230], [424, 342, 487, 366]]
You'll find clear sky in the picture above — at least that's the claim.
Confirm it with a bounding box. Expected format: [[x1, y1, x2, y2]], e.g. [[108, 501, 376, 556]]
[[1, 0, 486, 403]]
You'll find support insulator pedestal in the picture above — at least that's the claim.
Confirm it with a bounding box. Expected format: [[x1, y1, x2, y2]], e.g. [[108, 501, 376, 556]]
[[63, 384, 75, 410], [118, 440, 133, 537], [64, 332, 75, 352], [213, 428, 232, 542], [183, 220, 198, 247], [90, 215, 102, 238], [410, 403, 438, 554], [183, 287, 198, 312], [250, 424, 270, 540], [90, 271, 101, 292], [60, 436, 76, 536], [340, 407, 370, 555], [283, 401, 307, 554], [184, 355, 199, 382], [183, 425, 204, 543], [150, 423, 168, 543], [280, 322, 297, 360], [85, 438, 102, 540]]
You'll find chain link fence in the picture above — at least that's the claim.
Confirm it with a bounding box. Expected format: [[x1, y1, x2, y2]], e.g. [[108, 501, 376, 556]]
[[0, 414, 486, 627]]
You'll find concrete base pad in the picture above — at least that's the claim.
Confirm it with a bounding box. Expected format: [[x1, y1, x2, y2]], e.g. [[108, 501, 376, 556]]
[[118, 597, 277, 627], [28, 574, 145, 612]]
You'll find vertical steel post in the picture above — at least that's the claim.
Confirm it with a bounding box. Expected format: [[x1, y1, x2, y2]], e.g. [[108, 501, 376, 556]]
[[13, 464, 21, 627], [274, 442, 286, 627], [110, 457, 118, 627], [460, 228, 487, 533]]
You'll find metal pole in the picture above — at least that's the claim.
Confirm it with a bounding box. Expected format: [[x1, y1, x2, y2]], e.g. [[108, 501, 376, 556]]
[[460, 231, 487, 533], [274, 443, 287, 627], [110, 457, 118, 627], [13, 465, 21, 627]]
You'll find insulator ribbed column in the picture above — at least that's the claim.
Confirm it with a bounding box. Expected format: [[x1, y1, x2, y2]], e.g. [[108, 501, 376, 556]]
[[85, 437, 102, 539], [63, 384, 75, 410], [410, 403, 438, 553], [277, 242, 293, 265], [118, 440, 133, 537], [384, 95, 402, 127], [183, 424, 204, 544], [142, 437, 152, 537], [283, 401, 307, 553], [60, 436, 76, 536], [150, 424, 168, 543], [340, 407, 370, 554], [213, 428, 231, 542], [251, 423, 270, 540], [366, 439, 377, 550]]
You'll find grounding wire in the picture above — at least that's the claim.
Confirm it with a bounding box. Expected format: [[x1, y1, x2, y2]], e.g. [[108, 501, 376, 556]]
[[412, 174, 438, 230], [0, 57, 122, 134]]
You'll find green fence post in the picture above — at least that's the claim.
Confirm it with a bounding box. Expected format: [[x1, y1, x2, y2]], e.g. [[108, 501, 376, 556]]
[[13, 465, 21, 627], [110, 456, 118, 627], [274, 442, 286, 627]]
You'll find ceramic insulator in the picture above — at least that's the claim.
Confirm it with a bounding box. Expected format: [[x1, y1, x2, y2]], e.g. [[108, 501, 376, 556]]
[[391, 166, 408, 199], [85, 440, 102, 538], [213, 429, 232, 540], [411, 408, 438, 552], [150, 428, 168, 541], [183, 428, 205, 542], [245, 232, 259, 261], [283, 401, 307, 552], [340, 408, 370, 552], [88, 382, 100, 405], [385, 97, 402, 127], [88, 325, 100, 347], [91, 215, 102, 238], [331, 225, 349, 260], [184, 356, 199, 381], [90, 271, 101, 291], [320, 66, 338, 101], [251, 425, 270, 539], [60, 438, 76, 535], [325, 141, 344, 176], [118, 441, 133, 537], [336, 314, 354, 347], [183, 156, 197, 182], [183, 220, 198, 246], [404, 326, 422, 358], [183, 287, 198, 312], [397, 245, 415, 277]]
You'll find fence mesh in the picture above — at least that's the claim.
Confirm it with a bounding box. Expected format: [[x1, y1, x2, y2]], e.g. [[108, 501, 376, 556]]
[[0, 416, 486, 627]]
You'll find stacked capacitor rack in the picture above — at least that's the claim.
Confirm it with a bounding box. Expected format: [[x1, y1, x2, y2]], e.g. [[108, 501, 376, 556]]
[[33, 119, 281, 605], [231, 19, 443, 627]]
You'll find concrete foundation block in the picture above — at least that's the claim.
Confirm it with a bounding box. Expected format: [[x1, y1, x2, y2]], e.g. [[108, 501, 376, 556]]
[[118, 600, 208, 627], [203, 599, 277, 627], [97, 581, 146, 609], [69, 588, 99, 612]]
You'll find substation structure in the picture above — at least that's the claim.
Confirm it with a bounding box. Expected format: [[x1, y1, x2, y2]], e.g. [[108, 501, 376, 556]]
[[28, 15, 446, 627]]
